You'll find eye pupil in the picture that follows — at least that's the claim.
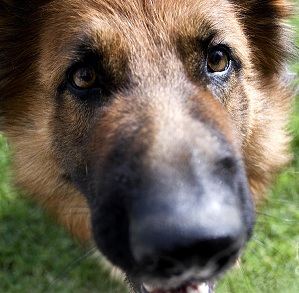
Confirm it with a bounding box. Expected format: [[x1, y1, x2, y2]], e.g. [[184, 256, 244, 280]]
[[72, 66, 96, 89], [207, 48, 230, 73]]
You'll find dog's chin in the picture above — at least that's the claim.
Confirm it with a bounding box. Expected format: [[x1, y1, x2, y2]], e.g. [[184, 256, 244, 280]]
[[140, 281, 216, 293]]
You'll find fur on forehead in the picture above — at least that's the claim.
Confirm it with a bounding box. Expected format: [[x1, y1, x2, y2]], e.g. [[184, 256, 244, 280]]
[[39, 0, 250, 73], [42, 0, 246, 42]]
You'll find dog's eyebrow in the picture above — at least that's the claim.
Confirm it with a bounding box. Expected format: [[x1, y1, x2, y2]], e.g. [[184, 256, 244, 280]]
[[67, 34, 100, 60], [79, 30, 126, 53], [67, 31, 126, 64], [71, 43, 97, 62]]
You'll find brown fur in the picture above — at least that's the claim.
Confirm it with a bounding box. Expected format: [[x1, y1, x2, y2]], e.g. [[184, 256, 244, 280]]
[[0, 0, 294, 290]]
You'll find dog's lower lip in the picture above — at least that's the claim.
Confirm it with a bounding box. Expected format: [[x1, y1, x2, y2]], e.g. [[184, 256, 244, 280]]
[[141, 282, 215, 293]]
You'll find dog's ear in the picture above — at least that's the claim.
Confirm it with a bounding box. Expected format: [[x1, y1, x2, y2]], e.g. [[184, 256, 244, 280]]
[[232, 0, 292, 20], [0, 1, 9, 11], [232, 0, 294, 76], [0, 0, 48, 104], [0, 1, 24, 10], [0, 0, 48, 12]]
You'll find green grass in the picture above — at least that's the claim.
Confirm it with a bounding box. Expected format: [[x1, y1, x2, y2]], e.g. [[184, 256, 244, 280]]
[[0, 8, 299, 293], [217, 9, 299, 293]]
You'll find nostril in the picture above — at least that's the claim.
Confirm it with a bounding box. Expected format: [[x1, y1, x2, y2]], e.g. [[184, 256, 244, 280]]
[[216, 155, 237, 174], [139, 255, 160, 272], [156, 257, 184, 277], [200, 235, 241, 262], [215, 247, 240, 269], [137, 254, 184, 277]]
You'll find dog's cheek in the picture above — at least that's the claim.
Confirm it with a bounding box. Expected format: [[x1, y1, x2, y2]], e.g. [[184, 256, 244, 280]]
[[49, 92, 97, 188]]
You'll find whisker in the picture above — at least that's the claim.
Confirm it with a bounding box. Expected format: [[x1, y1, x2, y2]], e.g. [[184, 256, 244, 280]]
[[256, 212, 299, 223], [44, 246, 98, 292]]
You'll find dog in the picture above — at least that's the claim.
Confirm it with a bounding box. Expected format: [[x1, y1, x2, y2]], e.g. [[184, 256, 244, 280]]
[[0, 0, 294, 292]]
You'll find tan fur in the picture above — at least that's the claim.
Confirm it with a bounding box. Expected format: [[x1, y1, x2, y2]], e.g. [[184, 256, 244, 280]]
[[0, 0, 294, 275]]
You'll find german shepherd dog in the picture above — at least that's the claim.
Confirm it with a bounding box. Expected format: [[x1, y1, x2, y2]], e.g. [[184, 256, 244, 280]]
[[0, 0, 294, 292]]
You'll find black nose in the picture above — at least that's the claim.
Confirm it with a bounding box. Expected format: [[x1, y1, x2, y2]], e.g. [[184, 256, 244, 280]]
[[129, 154, 251, 278], [130, 202, 245, 278]]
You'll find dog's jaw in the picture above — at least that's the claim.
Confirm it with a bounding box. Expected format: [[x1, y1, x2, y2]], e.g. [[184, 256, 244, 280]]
[[140, 281, 215, 293]]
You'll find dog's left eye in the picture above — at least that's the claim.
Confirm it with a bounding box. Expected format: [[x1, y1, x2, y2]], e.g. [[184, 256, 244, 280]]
[[70, 65, 97, 89], [207, 47, 231, 73]]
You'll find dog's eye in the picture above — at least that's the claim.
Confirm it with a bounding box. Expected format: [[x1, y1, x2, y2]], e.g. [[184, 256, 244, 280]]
[[207, 47, 230, 73], [71, 65, 97, 89]]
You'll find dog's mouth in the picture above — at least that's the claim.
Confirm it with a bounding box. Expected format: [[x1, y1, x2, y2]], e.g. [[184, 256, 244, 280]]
[[140, 282, 215, 293]]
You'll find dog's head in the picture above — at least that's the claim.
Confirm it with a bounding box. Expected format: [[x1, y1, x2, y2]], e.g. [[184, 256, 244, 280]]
[[0, 0, 293, 292]]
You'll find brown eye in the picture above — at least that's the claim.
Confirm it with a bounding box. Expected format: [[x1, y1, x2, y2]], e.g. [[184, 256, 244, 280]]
[[71, 65, 97, 89], [207, 47, 230, 73]]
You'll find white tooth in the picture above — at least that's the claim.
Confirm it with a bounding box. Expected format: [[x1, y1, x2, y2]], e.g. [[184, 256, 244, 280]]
[[198, 283, 210, 293], [143, 284, 155, 292]]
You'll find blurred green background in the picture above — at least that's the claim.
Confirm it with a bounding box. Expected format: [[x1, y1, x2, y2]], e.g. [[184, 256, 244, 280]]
[[0, 3, 299, 293]]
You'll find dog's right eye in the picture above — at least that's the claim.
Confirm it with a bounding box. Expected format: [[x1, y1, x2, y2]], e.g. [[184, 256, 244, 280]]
[[69, 65, 97, 90]]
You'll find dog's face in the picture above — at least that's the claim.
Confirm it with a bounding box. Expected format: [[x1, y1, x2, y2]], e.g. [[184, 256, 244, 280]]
[[0, 0, 293, 292]]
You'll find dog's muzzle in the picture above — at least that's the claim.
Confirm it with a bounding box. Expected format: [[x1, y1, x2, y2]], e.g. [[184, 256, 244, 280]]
[[84, 101, 255, 293]]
